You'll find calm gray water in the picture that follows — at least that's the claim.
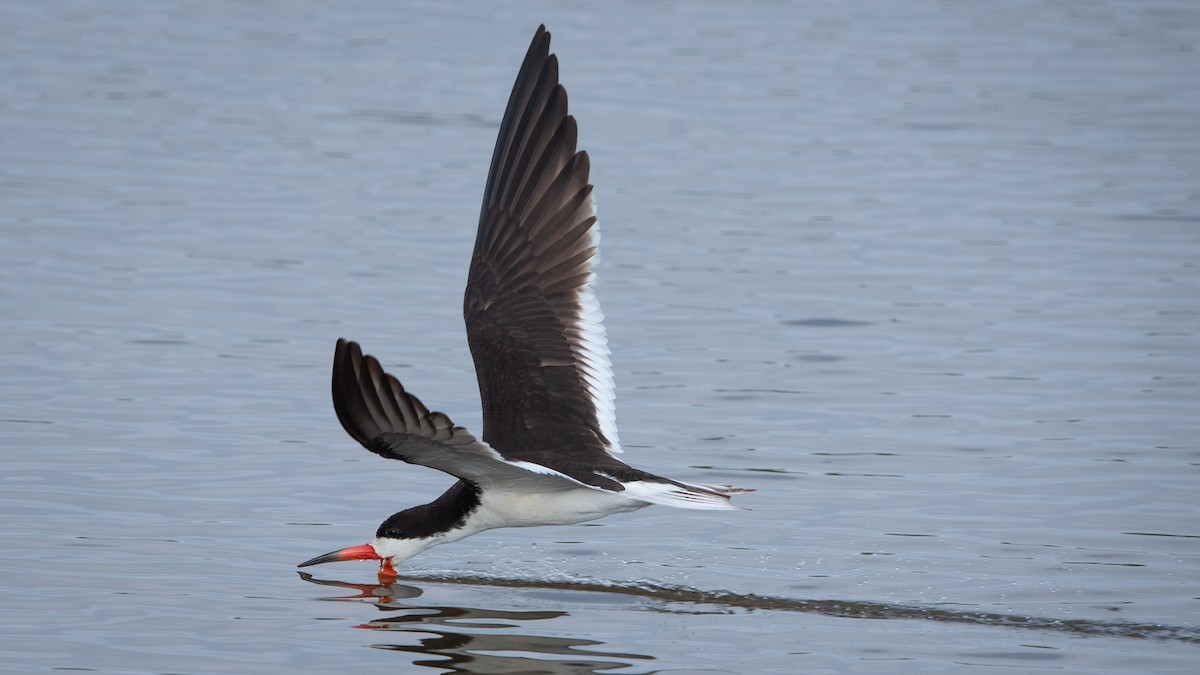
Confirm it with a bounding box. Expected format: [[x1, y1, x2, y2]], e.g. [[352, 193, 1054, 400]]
[[2, 1, 1198, 673]]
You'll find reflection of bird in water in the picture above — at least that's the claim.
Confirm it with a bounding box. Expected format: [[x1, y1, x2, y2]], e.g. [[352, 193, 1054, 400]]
[[300, 25, 748, 578], [298, 572, 651, 674]]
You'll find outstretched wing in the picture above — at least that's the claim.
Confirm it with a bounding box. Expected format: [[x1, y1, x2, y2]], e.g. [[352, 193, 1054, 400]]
[[333, 339, 748, 509], [331, 338, 591, 492], [464, 25, 621, 463]]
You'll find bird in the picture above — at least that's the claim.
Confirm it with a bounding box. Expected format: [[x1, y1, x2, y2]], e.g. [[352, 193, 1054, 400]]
[[299, 25, 749, 578]]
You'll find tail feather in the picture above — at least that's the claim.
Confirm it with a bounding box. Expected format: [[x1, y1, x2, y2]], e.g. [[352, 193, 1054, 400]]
[[621, 480, 752, 511]]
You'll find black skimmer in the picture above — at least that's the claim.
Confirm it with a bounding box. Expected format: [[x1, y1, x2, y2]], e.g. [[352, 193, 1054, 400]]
[[300, 25, 748, 578]]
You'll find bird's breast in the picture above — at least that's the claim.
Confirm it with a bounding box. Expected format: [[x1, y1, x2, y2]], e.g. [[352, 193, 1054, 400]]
[[473, 485, 647, 530]]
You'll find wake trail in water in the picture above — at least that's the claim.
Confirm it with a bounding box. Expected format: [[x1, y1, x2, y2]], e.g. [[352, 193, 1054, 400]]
[[372, 571, 1200, 645]]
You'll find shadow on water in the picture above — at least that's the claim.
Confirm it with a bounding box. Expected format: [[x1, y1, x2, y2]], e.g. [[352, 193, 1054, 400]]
[[300, 570, 1199, 672]]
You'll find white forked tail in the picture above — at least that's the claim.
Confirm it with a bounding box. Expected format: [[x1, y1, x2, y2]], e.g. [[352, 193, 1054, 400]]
[[620, 480, 751, 510]]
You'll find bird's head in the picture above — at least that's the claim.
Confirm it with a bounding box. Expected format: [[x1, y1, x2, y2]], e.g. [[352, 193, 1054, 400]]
[[299, 484, 480, 577], [297, 536, 439, 578]]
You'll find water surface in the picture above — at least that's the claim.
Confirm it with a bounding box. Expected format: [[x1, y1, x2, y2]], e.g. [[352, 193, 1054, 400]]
[[2, 1, 1198, 673]]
